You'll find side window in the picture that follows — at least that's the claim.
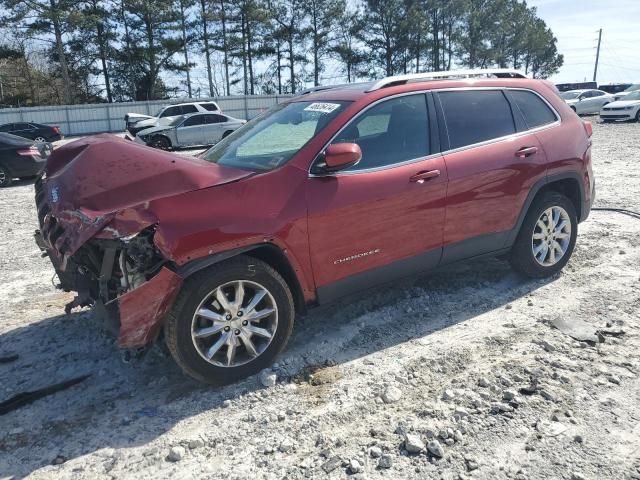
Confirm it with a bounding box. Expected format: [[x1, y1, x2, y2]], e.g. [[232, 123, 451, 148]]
[[204, 114, 227, 124], [14, 122, 31, 130], [162, 106, 180, 117], [580, 91, 592, 99], [592, 91, 605, 97], [182, 115, 206, 127], [438, 90, 516, 149], [0, 124, 14, 132], [330, 94, 430, 171], [181, 105, 198, 114], [509, 90, 557, 129], [200, 103, 220, 112]]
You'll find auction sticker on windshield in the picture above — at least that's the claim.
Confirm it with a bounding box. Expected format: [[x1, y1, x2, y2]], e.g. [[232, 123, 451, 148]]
[[304, 103, 341, 114]]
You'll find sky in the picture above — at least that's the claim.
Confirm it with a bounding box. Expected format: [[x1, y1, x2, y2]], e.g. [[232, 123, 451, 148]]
[[527, 0, 640, 84]]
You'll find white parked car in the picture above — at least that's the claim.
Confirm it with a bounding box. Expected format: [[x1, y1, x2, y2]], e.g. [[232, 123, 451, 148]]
[[600, 90, 640, 122], [134, 112, 245, 150], [560, 89, 614, 115], [613, 83, 640, 101], [125, 101, 222, 135]]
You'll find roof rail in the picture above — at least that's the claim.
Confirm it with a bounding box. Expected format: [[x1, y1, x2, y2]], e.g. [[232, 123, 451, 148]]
[[366, 68, 528, 92], [296, 81, 370, 97]]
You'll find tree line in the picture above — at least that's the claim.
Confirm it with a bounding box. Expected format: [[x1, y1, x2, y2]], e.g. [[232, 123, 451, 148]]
[[0, 0, 563, 107]]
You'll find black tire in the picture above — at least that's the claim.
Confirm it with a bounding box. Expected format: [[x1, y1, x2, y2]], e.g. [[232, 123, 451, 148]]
[[222, 130, 233, 139], [165, 255, 295, 385], [0, 165, 12, 188], [636, 110, 640, 122], [570, 106, 577, 113], [149, 135, 172, 150], [509, 192, 578, 278]]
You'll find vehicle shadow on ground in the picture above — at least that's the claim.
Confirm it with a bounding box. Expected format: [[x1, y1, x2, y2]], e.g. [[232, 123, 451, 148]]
[[0, 256, 555, 477]]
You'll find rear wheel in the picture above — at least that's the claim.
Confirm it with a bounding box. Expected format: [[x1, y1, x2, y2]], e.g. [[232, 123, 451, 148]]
[[222, 130, 233, 139], [510, 192, 577, 278], [636, 110, 640, 122], [149, 135, 171, 150], [0, 165, 12, 187], [34, 136, 46, 143], [165, 256, 295, 385], [570, 106, 577, 113]]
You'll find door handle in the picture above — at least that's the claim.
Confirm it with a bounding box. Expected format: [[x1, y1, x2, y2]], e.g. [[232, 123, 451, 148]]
[[515, 146, 538, 158], [409, 169, 441, 183]]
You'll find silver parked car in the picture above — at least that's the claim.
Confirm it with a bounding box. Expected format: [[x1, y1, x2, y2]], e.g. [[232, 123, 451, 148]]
[[134, 112, 246, 150], [560, 89, 614, 115]]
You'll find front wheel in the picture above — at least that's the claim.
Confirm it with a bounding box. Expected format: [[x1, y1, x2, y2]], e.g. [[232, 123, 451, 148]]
[[509, 192, 577, 278], [165, 256, 295, 385], [149, 135, 171, 150], [636, 109, 640, 122]]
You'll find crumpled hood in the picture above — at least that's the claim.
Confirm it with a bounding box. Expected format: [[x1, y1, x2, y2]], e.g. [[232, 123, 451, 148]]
[[136, 124, 173, 137], [40, 134, 252, 262]]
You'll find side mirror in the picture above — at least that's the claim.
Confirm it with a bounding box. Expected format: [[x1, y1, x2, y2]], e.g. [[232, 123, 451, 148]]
[[324, 143, 362, 171]]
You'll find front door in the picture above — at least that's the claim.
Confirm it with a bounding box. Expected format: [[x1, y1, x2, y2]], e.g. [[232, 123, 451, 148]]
[[306, 93, 447, 302], [177, 114, 206, 146]]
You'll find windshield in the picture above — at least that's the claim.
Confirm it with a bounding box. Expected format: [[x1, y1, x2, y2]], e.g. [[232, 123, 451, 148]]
[[623, 84, 640, 92], [201, 100, 350, 171], [624, 91, 640, 101], [560, 91, 581, 99]]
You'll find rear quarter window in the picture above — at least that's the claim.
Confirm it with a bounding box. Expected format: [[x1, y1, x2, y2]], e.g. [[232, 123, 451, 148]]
[[509, 90, 557, 129], [200, 103, 220, 111], [438, 90, 516, 150]]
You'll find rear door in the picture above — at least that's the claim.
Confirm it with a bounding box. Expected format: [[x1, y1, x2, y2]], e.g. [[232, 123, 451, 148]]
[[306, 93, 447, 301], [202, 114, 228, 145], [176, 114, 206, 146], [435, 88, 548, 263]]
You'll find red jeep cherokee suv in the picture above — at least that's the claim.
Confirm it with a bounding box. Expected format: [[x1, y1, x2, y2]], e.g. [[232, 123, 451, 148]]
[[34, 69, 595, 384]]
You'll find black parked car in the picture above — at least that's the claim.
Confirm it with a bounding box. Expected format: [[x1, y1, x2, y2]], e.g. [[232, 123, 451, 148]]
[[0, 133, 51, 187], [0, 122, 63, 143]]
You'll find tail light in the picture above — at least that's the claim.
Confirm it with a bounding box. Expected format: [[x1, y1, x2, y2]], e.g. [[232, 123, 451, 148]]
[[17, 146, 41, 157], [52, 126, 61, 134], [583, 121, 593, 138]]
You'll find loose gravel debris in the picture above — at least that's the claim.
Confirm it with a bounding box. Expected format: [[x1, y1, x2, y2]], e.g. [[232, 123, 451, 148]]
[[1, 120, 640, 479]]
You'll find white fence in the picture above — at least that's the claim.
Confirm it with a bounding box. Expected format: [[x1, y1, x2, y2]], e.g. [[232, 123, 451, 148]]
[[0, 95, 292, 136]]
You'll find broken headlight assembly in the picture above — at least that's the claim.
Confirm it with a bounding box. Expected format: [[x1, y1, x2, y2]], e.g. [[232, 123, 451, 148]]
[[118, 227, 167, 294]]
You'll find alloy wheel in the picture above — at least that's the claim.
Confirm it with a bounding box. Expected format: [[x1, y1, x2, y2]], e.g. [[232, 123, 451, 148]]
[[34, 136, 46, 143], [191, 280, 278, 368], [0, 168, 6, 186], [531, 206, 572, 267]]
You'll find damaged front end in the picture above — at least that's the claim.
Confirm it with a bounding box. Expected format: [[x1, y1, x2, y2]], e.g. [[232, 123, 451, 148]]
[[34, 208, 182, 347], [33, 135, 254, 349]]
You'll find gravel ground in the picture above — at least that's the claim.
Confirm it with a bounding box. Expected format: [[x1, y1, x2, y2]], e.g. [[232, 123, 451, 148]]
[[1, 119, 639, 480]]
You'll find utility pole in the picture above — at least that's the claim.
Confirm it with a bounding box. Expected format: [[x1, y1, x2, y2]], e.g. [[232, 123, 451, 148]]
[[593, 28, 602, 82]]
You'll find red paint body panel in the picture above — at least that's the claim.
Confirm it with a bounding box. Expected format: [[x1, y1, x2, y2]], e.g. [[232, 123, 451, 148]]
[[116, 267, 183, 347], [307, 156, 447, 287], [443, 133, 547, 245]]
